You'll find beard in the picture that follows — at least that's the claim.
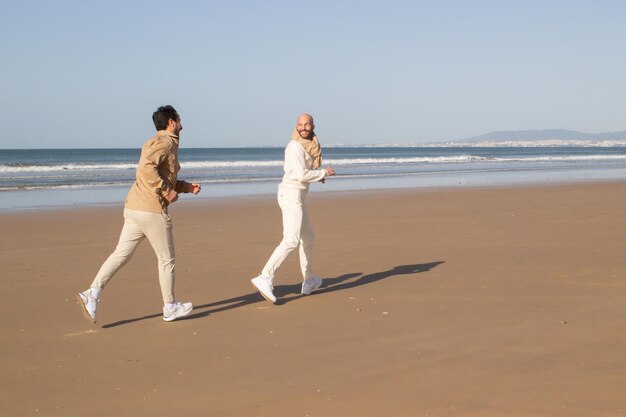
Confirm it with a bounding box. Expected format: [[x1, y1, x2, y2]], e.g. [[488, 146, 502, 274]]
[[298, 129, 312, 139]]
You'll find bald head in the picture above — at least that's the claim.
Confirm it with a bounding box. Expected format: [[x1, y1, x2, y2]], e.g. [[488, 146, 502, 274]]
[[296, 113, 315, 139]]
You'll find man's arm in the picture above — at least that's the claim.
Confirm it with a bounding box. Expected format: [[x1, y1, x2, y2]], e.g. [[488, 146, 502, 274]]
[[175, 181, 202, 194]]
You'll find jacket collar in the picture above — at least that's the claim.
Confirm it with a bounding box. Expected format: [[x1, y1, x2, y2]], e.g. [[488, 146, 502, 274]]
[[157, 130, 180, 145]]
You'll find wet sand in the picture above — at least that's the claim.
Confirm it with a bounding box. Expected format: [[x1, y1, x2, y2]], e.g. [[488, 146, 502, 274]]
[[2, 182, 626, 416]]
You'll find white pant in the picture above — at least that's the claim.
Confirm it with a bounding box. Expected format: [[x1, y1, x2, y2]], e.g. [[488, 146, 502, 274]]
[[91, 208, 176, 304], [261, 188, 316, 282]]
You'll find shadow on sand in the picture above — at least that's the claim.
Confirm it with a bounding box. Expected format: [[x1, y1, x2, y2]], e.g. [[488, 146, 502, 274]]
[[101, 261, 444, 328]]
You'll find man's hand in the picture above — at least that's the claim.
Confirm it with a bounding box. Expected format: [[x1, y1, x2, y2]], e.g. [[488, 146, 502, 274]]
[[187, 182, 202, 194], [321, 167, 336, 184], [164, 189, 179, 204]]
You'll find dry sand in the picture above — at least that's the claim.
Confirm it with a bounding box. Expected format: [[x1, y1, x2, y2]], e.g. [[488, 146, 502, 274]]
[[2, 183, 626, 417]]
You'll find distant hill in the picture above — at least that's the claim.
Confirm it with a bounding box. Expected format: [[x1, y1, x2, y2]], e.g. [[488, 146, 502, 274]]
[[433, 129, 626, 147], [465, 129, 626, 142]]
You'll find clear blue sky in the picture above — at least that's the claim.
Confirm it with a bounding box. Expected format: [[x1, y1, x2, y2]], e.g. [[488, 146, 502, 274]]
[[2, 0, 625, 148]]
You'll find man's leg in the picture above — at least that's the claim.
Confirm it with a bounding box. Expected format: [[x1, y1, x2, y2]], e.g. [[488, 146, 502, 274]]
[[139, 210, 191, 321], [253, 191, 304, 303], [299, 205, 323, 295], [261, 191, 303, 281], [78, 209, 145, 323], [298, 205, 316, 281], [138, 211, 176, 305], [90, 209, 146, 290]]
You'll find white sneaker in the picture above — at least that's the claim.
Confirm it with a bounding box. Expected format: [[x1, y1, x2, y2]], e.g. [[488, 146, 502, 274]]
[[251, 275, 276, 303], [163, 301, 193, 322], [301, 276, 323, 295], [76, 290, 99, 323]]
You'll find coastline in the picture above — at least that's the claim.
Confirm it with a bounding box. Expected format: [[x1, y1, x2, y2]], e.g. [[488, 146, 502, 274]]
[[2, 182, 626, 416], [4, 162, 626, 212], [3, 144, 626, 212]]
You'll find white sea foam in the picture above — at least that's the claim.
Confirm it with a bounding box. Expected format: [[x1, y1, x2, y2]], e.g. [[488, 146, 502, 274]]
[[324, 156, 487, 164], [2, 153, 626, 174], [181, 160, 282, 169], [495, 155, 626, 162], [328, 140, 626, 148], [0, 163, 137, 173], [0, 176, 284, 191]]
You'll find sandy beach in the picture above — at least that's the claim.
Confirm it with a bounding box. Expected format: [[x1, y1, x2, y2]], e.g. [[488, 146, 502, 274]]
[[2, 182, 626, 417]]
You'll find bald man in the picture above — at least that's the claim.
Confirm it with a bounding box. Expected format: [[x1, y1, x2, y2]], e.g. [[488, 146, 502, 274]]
[[251, 114, 336, 303]]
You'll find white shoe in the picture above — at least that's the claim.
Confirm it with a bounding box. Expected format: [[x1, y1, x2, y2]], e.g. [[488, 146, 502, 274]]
[[76, 290, 99, 323], [251, 275, 276, 303], [163, 301, 193, 322], [301, 276, 323, 295]]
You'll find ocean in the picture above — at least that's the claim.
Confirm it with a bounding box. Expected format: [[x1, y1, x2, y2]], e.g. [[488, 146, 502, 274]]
[[2, 145, 626, 211]]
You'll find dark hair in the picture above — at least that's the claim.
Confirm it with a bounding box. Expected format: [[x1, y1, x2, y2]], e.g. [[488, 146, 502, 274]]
[[152, 105, 180, 131]]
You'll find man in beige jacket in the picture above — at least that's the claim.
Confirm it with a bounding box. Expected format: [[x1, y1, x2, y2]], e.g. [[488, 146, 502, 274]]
[[77, 105, 201, 323]]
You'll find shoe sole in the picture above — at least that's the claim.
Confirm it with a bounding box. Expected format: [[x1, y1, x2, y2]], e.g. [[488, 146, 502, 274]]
[[76, 293, 96, 323], [251, 280, 276, 304]]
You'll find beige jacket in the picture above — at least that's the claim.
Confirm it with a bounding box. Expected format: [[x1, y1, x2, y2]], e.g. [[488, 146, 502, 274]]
[[124, 130, 189, 213]]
